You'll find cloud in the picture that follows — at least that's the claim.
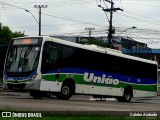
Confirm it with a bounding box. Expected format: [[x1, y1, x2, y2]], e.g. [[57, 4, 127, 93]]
[[0, 0, 160, 48]]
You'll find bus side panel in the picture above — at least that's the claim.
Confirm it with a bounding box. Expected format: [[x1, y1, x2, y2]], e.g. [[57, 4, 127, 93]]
[[75, 84, 123, 96], [40, 80, 62, 92], [117, 88, 124, 96], [75, 84, 90, 94], [133, 90, 157, 97]]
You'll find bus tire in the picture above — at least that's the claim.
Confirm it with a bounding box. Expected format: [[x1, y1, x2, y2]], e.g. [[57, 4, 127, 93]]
[[29, 90, 44, 99], [56, 83, 73, 100], [123, 88, 132, 102], [117, 87, 132, 102]]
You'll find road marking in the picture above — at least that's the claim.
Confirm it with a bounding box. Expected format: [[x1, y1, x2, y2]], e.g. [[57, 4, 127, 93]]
[[79, 106, 130, 111]]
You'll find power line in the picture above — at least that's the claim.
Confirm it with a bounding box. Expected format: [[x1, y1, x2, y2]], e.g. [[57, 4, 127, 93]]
[[122, 2, 160, 8], [119, 0, 124, 10], [0, 1, 106, 28], [102, 0, 123, 48], [124, 11, 160, 23], [116, 12, 160, 26], [0, 1, 27, 10], [41, 12, 105, 27], [7, 0, 95, 7], [2, 0, 160, 43]]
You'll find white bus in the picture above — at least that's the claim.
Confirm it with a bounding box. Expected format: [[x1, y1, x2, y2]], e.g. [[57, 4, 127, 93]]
[[3, 36, 158, 102]]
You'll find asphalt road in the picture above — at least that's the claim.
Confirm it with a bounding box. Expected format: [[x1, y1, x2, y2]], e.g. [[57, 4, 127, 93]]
[[0, 91, 160, 112]]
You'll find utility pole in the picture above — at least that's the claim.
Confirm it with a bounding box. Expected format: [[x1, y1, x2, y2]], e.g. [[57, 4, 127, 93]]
[[34, 5, 47, 36], [100, 0, 123, 48], [85, 28, 95, 37]]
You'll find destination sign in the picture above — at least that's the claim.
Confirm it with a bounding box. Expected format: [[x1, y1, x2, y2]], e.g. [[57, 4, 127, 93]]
[[12, 38, 41, 45]]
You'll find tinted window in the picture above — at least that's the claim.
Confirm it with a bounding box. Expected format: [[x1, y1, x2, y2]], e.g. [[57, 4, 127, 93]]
[[41, 41, 157, 80], [41, 42, 60, 73]]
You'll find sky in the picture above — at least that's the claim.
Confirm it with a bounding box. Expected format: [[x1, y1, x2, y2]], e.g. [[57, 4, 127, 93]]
[[0, 0, 160, 48]]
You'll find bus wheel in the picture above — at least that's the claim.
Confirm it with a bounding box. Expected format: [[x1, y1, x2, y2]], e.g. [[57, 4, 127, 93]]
[[29, 90, 44, 99], [117, 87, 132, 102], [56, 83, 73, 100], [123, 89, 132, 102]]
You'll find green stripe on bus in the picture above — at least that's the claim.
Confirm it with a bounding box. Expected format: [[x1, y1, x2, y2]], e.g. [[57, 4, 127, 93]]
[[42, 74, 157, 92]]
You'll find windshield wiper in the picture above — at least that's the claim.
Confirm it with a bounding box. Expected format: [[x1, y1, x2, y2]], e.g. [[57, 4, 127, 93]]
[[24, 45, 33, 63], [24, 46, 32, 57], [11, 46, 17, 63]]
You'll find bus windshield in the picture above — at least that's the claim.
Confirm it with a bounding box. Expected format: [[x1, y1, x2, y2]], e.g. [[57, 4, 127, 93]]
[[5, 38, 42, 73]]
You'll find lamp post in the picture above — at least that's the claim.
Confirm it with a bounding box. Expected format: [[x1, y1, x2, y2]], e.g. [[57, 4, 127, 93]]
[[25, 10, 39, 24], [25, 10, 40, 36], [25, 5, 47, 36], [117, 26, 136, 37], [115, 26, 136, 49]]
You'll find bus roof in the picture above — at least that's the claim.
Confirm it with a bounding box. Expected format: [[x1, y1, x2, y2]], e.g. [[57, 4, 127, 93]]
[[13, 36, 157, 65]]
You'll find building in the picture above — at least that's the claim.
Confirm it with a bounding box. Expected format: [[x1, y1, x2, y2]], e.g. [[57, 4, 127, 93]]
[[116, 37, 160, 67]]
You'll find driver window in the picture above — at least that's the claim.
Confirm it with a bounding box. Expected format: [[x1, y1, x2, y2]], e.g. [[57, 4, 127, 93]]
[[41, 42, 59, 73]]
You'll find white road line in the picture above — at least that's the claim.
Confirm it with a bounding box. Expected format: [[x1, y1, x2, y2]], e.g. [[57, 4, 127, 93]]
[[79, 106, 130, 111]]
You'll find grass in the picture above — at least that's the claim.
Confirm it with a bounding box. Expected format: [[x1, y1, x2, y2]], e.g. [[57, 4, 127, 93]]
[[1, 117, 159, 120], [1, 116, 160, 120], [0, 110, 160, 120]]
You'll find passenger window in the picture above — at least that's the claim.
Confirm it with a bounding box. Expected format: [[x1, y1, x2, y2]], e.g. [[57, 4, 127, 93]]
[[47, 50, 58, 65]]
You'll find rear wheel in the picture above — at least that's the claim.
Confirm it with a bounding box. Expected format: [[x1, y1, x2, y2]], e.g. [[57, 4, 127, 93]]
[[124, 90, 132, 102], [117, 87, 132, 102]]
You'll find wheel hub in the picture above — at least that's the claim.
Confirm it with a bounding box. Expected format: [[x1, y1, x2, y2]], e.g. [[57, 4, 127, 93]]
[[62, 86, 70, 96], [125, 93, 131, 100]]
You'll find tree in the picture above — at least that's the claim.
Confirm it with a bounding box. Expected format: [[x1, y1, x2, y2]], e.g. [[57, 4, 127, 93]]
[[0, 22, 24, 44], [87, 37, 106, 47], [13, 31, 24, 38]]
